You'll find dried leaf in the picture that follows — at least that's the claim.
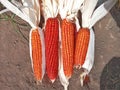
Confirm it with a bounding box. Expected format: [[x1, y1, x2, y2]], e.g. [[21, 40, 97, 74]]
[[0, 0, 35, 27], [89, 0, 117, 28], [82, 0, 98, 27]]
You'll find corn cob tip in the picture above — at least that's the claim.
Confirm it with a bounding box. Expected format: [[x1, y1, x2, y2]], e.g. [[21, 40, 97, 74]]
[[36, 80, 42, 85], [66, 76, 71, 80], [51, 79, 55, 83]]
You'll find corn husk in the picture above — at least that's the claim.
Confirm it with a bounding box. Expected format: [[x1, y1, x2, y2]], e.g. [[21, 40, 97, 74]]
[[0, 0, 34, 27], [89, 0, 117, 28], [78, 0, 117, 86], [42, 0, 58, 21], [58, 0, 84, 90], [0, 0, 45, 82]]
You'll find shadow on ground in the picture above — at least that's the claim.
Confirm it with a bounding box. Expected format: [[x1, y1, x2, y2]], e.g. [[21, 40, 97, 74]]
[[110, 5, 120, 28], [100, 57, 120, 90], [98, 0, 120, 28]]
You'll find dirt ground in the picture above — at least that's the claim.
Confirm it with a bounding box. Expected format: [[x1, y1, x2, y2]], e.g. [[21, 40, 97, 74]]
[[0, 2, 120, 90]]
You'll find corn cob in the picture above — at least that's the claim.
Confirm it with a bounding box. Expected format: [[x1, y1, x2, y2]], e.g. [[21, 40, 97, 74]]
[[45, 18, 59, 82], [61, 19, 75, 78], [30, 28, 45, 83], [74, 28, 90, 68]]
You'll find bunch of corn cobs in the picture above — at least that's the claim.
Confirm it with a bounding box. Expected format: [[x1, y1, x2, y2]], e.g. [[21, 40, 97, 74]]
[[0, 0, 117, 90]]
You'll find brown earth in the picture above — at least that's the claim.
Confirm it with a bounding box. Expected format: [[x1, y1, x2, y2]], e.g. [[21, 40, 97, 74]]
[[0, 3, 120, 90]]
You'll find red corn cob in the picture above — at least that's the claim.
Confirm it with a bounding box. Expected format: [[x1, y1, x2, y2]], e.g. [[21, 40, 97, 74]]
[[61, 19, 75, 78], [74, 28, 90, 68], [45, 18, 59, 82]]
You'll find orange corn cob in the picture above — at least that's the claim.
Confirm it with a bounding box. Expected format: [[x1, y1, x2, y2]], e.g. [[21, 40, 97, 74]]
[[31, 29, 43, 82], [45, 18, 59, 82], [74, 28, 90, 68], [61, 19, 75, 78]]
